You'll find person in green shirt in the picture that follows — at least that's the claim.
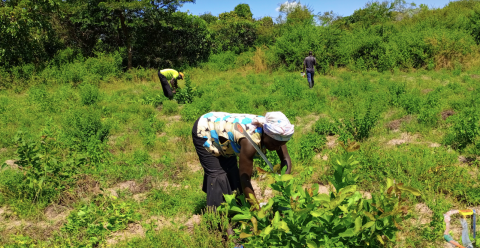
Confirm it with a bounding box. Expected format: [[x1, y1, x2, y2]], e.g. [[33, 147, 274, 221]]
[[157, 69, 184, 99]]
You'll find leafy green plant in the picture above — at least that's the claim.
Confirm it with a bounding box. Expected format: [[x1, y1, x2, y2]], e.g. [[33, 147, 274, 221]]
[[63, 107, 110, 149], [418, 107, 439, 127], [297, 132, 326, 161], [79, 83, 100, 106], [339, 101, 379, 142], [139, 115, 165, 149], [399, 91, 423, 114], [162, 100, 179, 115], [1, 126, 85, 204], [174, 74, 198, 104], [314, 118, 338, 136], [219, 142, 420, 247], [443, 107, 480, 150], [387, 82, 406, 107], [61, 196, 140, 247]]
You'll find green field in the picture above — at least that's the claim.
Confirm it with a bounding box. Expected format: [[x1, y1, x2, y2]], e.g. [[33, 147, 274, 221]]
[[1, 64, 480, 247]]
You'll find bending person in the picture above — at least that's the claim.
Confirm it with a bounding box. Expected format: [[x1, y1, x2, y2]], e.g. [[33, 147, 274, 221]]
[[158, 68, 184, 99], [191, 112, 294, 209]]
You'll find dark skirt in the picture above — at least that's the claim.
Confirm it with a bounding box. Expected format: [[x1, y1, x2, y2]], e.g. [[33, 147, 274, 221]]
[[192, 118, 242, 208]]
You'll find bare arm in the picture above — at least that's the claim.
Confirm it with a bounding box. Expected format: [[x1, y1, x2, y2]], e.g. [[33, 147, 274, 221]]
[[239, 138, 259, 209], [276, 144, 292, 174], [170, 78, 177, 93]]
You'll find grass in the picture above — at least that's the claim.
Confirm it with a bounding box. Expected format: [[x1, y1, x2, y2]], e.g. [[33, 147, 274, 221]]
[[0, 64, 480, 247]]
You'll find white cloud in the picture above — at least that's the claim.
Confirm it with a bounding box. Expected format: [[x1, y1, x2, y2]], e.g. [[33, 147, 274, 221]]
[[276, 1, 301, 12]]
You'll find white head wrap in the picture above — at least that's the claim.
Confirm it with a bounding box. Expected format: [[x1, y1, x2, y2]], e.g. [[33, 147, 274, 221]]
[[252, 112, 294, 141]]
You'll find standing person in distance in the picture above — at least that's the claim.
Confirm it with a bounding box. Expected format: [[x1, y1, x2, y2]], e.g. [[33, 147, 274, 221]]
[[158, 68, 184, 99], [303, 51, 316, 89]]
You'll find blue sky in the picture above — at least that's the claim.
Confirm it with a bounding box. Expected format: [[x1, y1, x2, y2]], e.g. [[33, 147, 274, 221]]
[[180, 0, 455, 19]]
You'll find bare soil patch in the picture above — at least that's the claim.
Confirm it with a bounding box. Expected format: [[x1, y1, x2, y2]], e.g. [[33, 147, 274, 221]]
[[166, 115, 181, 122], [387, 132, 419, 146], [441, 110, 455, 120], [251, 180, 275, 203], [156, 181, 183, 189], [133, 193, 148, 202], [429, 142, 441, 148], [314, 153, 328, 161], [295, 114, 321, 134], [421, 75, 431, 80], [107, 177, 152, 198], [458, 155, 476, 165], [0, 204, 71, 241], [413, 203, 433, 225], [421, 88, 433, 94], [360, 191, 372, 199], [3, 160, 18, 169], [44, 204, 70, 220], [145, 215, 175, 231], [107, 223, 145, 245], [107, 213, 204, 244], [186, 161, 202, 173], [386, 115, 413, 131], [326, 135, 338, 149], [184, 214, 202, 230], [318, 185, 331, 195], [471, 74, 480, 79], [59, 174, 100, 204], [303, 183, 333, 195]]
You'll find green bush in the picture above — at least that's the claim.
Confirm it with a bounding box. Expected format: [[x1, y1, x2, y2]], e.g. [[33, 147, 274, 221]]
[[399, 90, 423, 114], [338, 101, 380, 142], [314, 118, 337, 135], [0, 128, 85, 204], [204, 51, 238, 71], [219, 144, 420, 247], [387, 82, 406, 107], [61, 197, 140, 247], [62, 107, 110, 149], [79, 83, 100, 105], [140, 115, 165, 149], [443, 107, 480, 150], [174, 74, 198, 104], [297, 132, 326, 161], [162, 100, 179, 115], [418, 108, 440, 127], [28, 85, 56, 112]]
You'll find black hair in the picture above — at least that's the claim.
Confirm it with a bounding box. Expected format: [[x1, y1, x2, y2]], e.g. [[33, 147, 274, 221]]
[[309, 51, 313, 55]]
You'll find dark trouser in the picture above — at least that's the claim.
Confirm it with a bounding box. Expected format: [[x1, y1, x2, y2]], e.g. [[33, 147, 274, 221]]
[[307, 71, 314, 88], [158, 70, 173, 99], [192, 118, 242, 208]]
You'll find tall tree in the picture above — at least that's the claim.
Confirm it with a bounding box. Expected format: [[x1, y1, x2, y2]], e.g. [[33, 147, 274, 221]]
[[210, 4, 257, 54], [63, 0, 195, 69], [0, 0, 61, 68], [234, 3, 253, 19]]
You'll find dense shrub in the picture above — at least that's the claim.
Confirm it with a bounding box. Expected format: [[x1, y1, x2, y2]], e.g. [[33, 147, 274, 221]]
[[443, 107, 480, 150], [62, 107, 110, 149], [79, 83, 100, 105], [0, 128, 85, 205], [297, 132, 326, 161]]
